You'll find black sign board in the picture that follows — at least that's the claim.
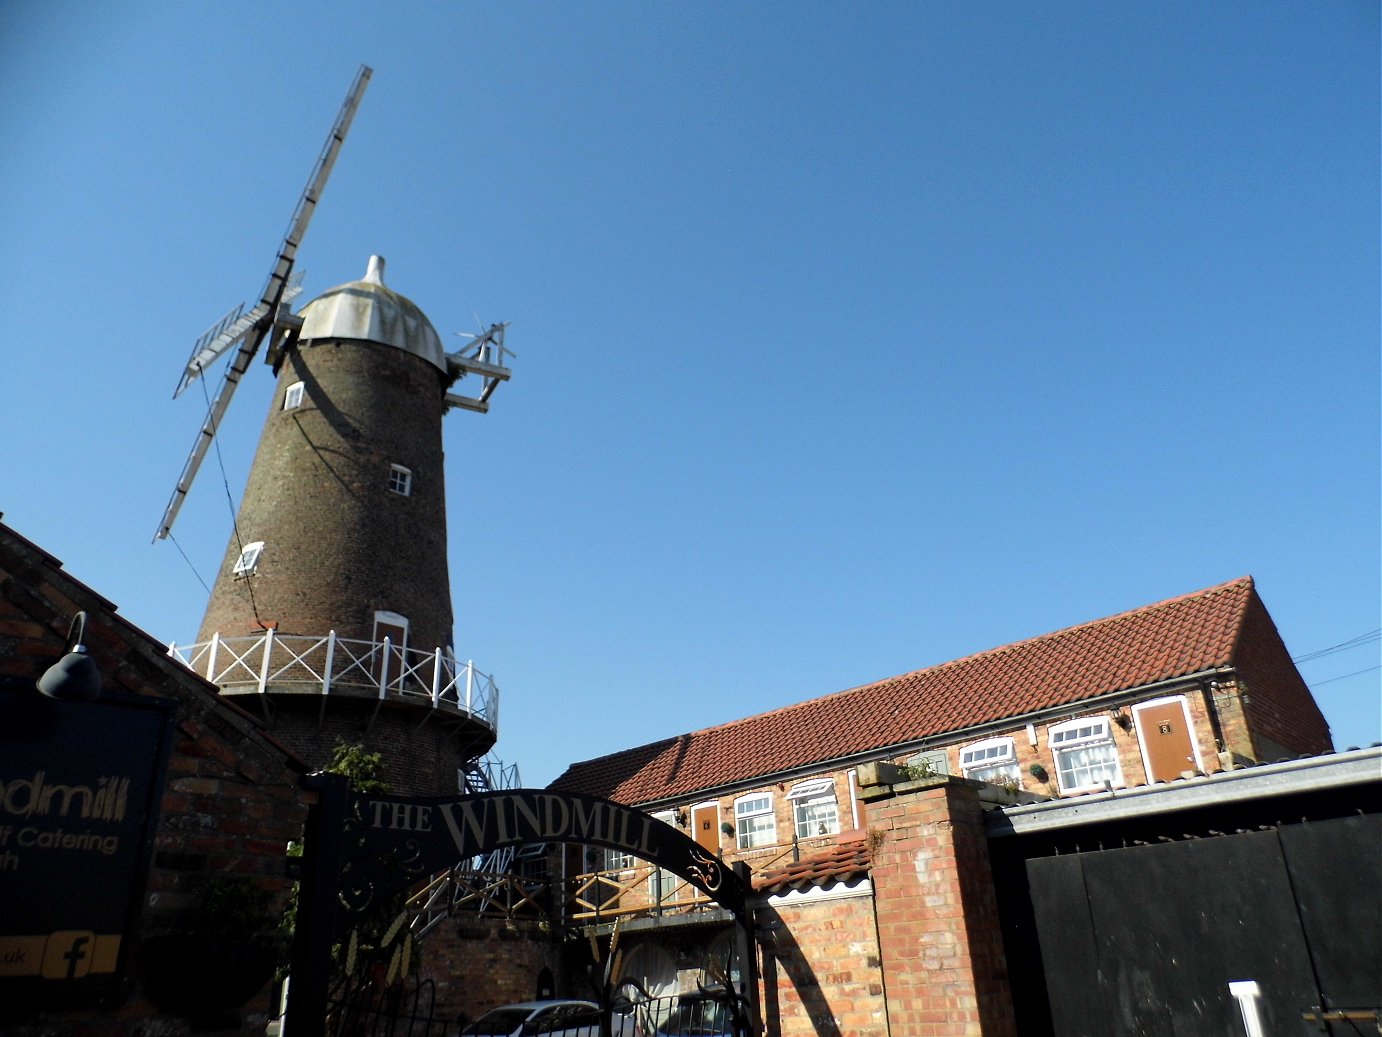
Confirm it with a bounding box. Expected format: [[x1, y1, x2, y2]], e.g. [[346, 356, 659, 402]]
[[338, 789, 746, 924], [0, 681, 175, 1010]]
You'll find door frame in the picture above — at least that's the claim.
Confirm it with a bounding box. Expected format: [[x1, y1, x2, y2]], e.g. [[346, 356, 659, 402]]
[[1131, 694, 1205, 781]]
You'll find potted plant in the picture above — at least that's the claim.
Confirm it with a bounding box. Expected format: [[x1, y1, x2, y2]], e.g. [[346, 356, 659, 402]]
[[143, 876, 287, 1019]]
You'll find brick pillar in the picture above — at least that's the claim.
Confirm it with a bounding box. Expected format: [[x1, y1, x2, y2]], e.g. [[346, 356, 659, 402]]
[[859, 769, 1017, 1037]]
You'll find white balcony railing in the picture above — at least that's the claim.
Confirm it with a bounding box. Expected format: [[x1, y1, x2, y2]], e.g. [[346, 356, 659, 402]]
[[168, 630, 498, 728]]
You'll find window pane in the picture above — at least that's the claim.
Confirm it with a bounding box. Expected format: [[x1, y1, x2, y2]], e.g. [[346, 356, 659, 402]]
[[232, 542, 263, 574], [737, 812, 776, 849], [735, 794, 770, 817], [966, 761, 1021, 785], [961, 738, 1017, 781], [794, 794, 839, 840], [1056, 742, 1120, 791]]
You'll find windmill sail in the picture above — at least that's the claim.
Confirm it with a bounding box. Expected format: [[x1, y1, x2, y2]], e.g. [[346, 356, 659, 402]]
[[154, 66, 371, 542]]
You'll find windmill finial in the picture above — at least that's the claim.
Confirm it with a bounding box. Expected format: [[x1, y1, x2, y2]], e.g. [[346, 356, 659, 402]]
[[365, 255, 386, 285]]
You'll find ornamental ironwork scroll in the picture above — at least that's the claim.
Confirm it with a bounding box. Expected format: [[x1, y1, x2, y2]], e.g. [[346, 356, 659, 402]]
[[333, 789, 746, 933]]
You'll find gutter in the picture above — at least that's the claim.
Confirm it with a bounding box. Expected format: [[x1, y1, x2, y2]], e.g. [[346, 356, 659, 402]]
[[985, 745, 1382, 838], [629, 667, 1235, 812]]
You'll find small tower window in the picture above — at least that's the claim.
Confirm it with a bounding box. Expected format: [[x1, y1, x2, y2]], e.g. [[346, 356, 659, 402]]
[[388, 464, 413, 496], [283, 382, 305, 410], [232, 541, 264, 575]]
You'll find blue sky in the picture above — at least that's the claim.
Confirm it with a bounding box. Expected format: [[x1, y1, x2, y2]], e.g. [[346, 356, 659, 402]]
[[1, 2, 1377, 786]]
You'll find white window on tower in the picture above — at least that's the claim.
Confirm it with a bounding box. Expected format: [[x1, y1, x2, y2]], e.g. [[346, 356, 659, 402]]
[[734, 793, 776, 850], [1049, 717, 1123, 794], [787, 778, 840, 840], [959, 737, 1020, 786], [232, 541, 264, 575], [283, 381, 305, 410], [388, 464, 413, 497]]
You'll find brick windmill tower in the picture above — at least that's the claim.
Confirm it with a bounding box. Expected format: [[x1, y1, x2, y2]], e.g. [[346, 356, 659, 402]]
[[156, 68, 512, 796]]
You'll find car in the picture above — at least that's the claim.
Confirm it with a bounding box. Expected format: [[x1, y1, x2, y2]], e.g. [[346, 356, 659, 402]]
[[642, 992, 737, 1037], [460, 999, 636, 1037]]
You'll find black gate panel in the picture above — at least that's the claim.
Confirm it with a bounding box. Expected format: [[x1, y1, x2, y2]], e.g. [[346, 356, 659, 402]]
[[1030, 832, 1325, 1036], [1086, 833, 1319, 1036], [1027, 855, 1107, 1037], [1279, 813, 1382, 1009]]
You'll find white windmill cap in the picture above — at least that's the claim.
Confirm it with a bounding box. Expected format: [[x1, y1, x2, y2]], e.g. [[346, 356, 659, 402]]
[[296, 255, 446, 370]]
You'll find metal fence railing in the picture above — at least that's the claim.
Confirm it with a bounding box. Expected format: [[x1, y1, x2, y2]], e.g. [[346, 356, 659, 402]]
[[168, 630, 498, 726]]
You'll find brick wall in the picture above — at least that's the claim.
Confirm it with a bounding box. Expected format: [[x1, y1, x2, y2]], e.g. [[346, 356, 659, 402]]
[[758, 887, 886, 1037], [217, 694, 477, 797], [0, 522, 310, 1037], [860, 775, 1017, 1037], [1233, 590, 1333, 757], [420, 917, 559, 1023], [198, 339, 453, 652], [644, 683, 1266, 869]]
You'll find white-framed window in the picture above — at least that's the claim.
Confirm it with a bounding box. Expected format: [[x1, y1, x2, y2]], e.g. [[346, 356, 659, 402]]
[[649, 810, 682, 902], [1049, 716, 1123, 794], [734, 793, 776, 849], [232, 541, 264, 575], [283, 381, 305, 410], [605, 848, 635, 871], [906, 749, 950, 778], [960, 737, 1020, 785], [514, 842, 548, 880], [388, 464, 412, 496], [787, 778, 840, 840]]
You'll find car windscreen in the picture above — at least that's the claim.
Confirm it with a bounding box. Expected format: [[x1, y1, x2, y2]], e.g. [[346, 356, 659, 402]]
[[462, 1007, 532, 1035], [660, 1000, 730, 1035]]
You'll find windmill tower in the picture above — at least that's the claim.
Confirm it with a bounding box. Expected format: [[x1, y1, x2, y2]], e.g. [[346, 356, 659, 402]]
[[159, 68, 512, 796]]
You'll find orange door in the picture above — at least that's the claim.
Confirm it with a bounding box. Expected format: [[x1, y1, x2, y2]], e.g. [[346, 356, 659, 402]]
[[691, 804, 721, 854], [1136, 699, 1199, 782]]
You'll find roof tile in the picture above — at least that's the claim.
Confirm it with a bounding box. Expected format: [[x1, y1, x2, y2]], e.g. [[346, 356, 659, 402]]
[[551, 578, 1257, 804], [753, 838, 872, 896]]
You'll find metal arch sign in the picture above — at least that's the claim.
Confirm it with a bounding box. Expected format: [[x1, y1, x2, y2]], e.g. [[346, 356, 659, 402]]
[[334, 788, 747, 923], [287, 779, 758, 1037]]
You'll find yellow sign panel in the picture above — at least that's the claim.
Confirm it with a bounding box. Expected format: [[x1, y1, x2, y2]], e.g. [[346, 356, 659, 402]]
[[0, 933, 120, 979]]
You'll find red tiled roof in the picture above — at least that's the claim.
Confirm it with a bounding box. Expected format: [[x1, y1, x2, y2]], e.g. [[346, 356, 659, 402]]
[[753, 838, 872, 896], [550, 578, 1260, 804]]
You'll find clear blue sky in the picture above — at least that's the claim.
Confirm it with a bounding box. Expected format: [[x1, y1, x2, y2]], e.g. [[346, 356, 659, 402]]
[[2, 2, 1377, 786]]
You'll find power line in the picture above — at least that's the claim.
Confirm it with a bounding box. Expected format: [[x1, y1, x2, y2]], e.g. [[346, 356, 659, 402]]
[[1307, 665, 1381, 688], [1292, 629, 1381, 664]]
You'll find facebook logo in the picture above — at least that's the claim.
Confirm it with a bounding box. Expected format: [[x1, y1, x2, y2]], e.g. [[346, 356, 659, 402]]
[[41, 931, 94, 979]]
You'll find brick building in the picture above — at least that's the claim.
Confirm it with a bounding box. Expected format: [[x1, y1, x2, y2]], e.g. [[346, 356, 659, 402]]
[[552, 575, 1328, 898], [547, 577, 1342, 1034], [0, 519, 309, 1036]]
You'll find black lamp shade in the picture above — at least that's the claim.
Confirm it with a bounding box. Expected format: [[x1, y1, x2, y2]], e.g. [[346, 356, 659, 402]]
[[37, 648, 102, 702]]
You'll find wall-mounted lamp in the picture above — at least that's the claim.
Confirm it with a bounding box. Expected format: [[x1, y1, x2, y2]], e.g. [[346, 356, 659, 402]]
[[1111, 706, 1133, 732], [37, 612, 102, 702]]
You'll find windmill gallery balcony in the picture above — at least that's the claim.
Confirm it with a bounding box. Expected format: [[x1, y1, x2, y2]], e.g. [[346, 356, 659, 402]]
[[168, 628, 499, 730]]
